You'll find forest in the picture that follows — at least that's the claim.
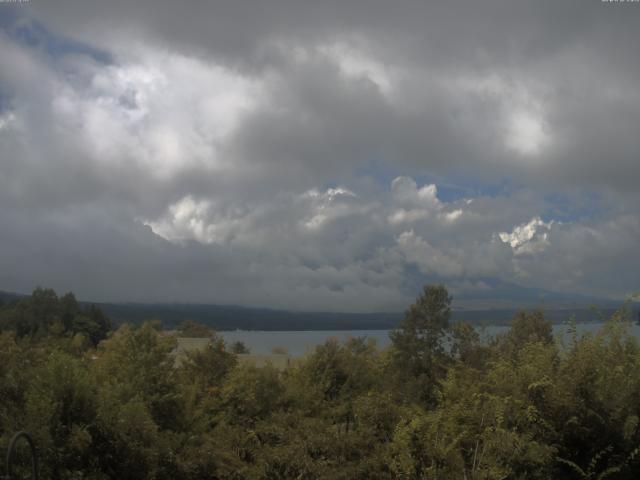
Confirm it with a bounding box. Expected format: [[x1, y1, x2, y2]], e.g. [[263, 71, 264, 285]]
[[1, 286, 640, 479]]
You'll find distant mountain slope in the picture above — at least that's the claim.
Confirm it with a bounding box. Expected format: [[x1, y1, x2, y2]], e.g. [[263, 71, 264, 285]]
[[96, 301, 632, 331], [2, 285, 634, 330], [0, 290, 24, 302], [96, 302, 403, 330], [451, 278, 621, 311]]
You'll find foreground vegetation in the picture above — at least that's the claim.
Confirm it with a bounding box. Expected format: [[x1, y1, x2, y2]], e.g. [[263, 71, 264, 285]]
[[1, 287, 640, 479]]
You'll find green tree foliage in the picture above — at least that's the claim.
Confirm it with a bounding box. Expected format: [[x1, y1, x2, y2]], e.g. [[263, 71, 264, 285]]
[[179, 334, 237, 396], [3, 285, 640, 479], [389, 284, 452, 405], [93, 323, 183, 431], [231, 340, 251, 354], [23, 351, 100, 478], [450, 321, 492, 369], [500, 308, 553, 352], [179, 320, 214, 338], [219, 364, 285, 426], [0, 288, 111, 345]]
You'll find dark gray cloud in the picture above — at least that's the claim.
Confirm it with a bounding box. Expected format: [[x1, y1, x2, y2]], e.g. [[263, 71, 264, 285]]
[[0, 1, 639, 310]]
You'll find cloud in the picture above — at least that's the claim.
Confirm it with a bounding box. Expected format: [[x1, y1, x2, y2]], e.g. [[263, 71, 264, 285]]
[[499, 217, 553, 255], [317, 40, 396, 98], [0, 3, 639, 310], [23, 0, 640, 194], [395, 230, 464, 278]]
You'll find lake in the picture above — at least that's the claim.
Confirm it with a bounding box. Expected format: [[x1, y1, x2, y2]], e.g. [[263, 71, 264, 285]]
[[219, 323, 640, 356]]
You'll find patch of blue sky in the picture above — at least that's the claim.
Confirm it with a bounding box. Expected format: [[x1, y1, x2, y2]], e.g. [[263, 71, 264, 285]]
[[351, 159, 610, 224], [0, 7, 112, 65], [353, 159, 514, 203], [412, 174, 514, 203], [541, 191, 607, 223]]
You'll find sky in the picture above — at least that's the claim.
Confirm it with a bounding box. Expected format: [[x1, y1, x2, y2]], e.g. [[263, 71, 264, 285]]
[[0, 1, 639, 312]]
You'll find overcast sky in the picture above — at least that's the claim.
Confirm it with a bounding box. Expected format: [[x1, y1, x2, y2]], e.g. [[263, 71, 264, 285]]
[[0, 1, 639, 311]]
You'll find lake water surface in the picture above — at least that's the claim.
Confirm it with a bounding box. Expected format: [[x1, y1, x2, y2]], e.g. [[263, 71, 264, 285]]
[[219, 323, 640, 356]]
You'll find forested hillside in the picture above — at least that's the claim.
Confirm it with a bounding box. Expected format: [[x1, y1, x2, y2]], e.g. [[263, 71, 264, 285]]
[[1, 286, 640, 479]]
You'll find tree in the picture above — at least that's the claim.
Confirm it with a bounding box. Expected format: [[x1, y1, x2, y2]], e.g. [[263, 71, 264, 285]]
[[92, 323, 183, 431], [178, 320, 213, 338], [24, 351, 100, 479], [12, 287, 60, 338], [389, 284, 452, 405], [219, 364, 285, 426], [231, 340, 250, 354], [73, 304, 111, 346], [178, 334, 237, 402], [450, 321, 489, 369], [0, 289, 110, 346], [494, 309, 553, 357]]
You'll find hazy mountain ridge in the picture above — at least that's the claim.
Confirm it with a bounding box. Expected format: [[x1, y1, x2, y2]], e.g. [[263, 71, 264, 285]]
[[96, 303, 632, 331], [0, 290, 23, 302], [1, 286, 634, 331]]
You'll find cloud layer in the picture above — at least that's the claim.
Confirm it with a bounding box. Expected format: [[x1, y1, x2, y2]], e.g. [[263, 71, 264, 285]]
[[0, 2, 639, 310]]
